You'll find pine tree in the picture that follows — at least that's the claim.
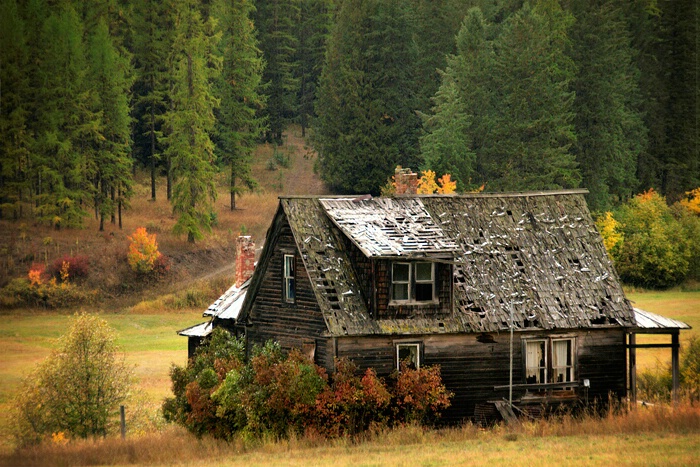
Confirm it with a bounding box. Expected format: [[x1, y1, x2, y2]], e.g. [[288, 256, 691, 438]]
[[86, 18, 133, 231], [420, 7, 490, 191], [0, 0, 32, 219], [32, 5, 100, 228], [162, 0, 220, 243], [255, 0, 300, 144], [482, 0, 579, 190], [212, 0, 266, 210], [314, 0, 422, 194], [294, 0, 334, 137], [132, 0, 174, 201], [569, 0, 646, 211]]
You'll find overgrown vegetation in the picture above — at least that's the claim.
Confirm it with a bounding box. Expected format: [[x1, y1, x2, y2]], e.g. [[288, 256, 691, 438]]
[[638, 336, 700, 402], [3, 403, 700, 467], [163, 329, 452, 440], [597, 188, 700, 288], [11, 313, 134, 446]]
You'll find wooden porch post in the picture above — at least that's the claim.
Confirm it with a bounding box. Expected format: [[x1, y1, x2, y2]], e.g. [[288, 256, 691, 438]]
[[629, 333, 637, 405], [672, 331, 680, 404]]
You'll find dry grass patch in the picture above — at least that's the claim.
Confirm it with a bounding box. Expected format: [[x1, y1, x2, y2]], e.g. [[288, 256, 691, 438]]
[[2, 404, 699, 466]]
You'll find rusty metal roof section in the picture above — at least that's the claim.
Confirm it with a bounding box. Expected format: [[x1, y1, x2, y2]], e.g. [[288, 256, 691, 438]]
[[319, 197, 459, 258], [633, 308, 691, 330], [241, 191, 638, 337]]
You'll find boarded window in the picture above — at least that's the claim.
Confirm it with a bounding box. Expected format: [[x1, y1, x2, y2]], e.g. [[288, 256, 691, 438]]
[[283, 254, 295, 303]]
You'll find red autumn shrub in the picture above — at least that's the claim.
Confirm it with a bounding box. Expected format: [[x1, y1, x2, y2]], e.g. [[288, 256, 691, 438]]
[[48, 255, 89, 282], [313, 358, 391, 437], [392, 363, 453, 424]]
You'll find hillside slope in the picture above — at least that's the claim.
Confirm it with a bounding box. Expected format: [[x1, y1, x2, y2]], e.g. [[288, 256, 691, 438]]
[[0, 126, 328, 310]]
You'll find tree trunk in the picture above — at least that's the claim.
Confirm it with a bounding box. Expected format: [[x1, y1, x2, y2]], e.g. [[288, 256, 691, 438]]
[[230, 164, 236, 210], [110, 186, 116, 224], [118, 185, 123, 229]]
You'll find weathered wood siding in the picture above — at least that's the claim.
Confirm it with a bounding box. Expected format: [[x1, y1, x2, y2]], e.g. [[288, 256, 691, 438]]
[[375, 260, 452, 319], [245, 217, 329, 358], [336, 328, 627, 423]]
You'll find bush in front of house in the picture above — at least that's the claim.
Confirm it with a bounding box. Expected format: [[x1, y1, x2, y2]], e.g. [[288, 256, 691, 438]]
[[163, 332, 452, 440]]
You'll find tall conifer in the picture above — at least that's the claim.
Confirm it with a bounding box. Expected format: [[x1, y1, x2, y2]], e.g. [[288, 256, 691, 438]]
[[212, 0, 266, 210], [0, 0, 32, 219], [86, 19, 133, 231], [255, 0, 300, 144], [315, 0, 421, 194], [162, 0, 220, 243], [569, 0, 646, 211]]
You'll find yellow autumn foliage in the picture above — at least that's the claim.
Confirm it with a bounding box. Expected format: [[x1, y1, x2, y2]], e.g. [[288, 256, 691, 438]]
[[679, 188, 700, 215], [596, 211, 623, 253]]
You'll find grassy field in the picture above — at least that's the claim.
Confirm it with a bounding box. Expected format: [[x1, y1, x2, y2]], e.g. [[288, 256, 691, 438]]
[[2, 413, 699, 466], [0, 310, 202, 450], [0, 290, 697, 456], [626, 290, 699, 371]]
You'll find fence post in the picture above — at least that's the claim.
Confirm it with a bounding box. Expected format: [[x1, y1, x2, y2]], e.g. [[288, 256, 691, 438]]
[[120, 405, 126, 439]]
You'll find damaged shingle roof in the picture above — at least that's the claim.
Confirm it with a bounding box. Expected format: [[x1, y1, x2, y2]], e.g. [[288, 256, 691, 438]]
[[241, 190, 637, 337], [320, 197, 459, 258]]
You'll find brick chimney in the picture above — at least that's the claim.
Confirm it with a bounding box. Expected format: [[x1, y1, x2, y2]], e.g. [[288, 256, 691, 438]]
[[235, 236, 255, 287], [394, 167, 418, 195]]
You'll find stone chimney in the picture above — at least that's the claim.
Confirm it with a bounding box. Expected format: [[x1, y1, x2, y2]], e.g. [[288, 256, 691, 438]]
[[235, 236, 255, 287], [394, 166, 418, 195]]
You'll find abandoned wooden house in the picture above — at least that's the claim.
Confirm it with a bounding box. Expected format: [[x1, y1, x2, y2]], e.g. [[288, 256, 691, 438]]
[[179, 170, 690, 423]]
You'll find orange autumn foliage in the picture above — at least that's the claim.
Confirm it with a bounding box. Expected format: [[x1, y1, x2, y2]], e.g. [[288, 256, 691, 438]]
[[127, 227, 161, 274]]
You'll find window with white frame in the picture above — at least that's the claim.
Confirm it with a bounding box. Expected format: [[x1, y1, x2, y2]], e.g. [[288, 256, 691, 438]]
[[283, 254, 295, 303], [525, 338, 575, 384], [396, 343, 420, 371], [552, 339, 574, 383], [391, 262, 435, 303]]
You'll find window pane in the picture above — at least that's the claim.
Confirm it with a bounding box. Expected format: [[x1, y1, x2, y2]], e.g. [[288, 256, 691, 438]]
[[526, 341, 546, 384], [393, 283, 409, 301], [398, 344, 419, 370], [286, 278, 295, 301], [415, 262, 433, 281], [552, 339, 573, 383], [393, 263, 409, 282], [415, 282, 433, 301], [284, 255, 294, 277]]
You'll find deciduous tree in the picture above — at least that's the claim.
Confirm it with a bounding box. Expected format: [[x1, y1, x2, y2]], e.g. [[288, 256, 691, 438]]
[[13, 313, 133, 445]]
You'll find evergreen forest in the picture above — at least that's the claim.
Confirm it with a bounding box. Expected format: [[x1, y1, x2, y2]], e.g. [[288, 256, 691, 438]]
[[0, 0, 697, 241]]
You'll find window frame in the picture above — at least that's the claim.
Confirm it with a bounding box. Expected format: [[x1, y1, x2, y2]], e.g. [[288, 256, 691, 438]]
[[523, 337, 576, 386], [283, 253, 296, 304], [395, 342, 421, 371], [390, 261, 437, 305]]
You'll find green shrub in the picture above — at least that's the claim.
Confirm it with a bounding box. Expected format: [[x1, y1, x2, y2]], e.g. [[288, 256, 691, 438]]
[[162, 328, 245, 439], [613, 190, 693, 288]]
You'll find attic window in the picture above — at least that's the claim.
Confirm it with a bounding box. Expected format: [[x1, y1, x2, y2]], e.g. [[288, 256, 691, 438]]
[[283, 254, 295, 303], [391, 262, 436, 304]]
